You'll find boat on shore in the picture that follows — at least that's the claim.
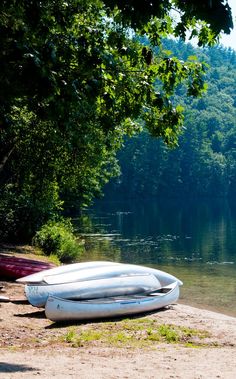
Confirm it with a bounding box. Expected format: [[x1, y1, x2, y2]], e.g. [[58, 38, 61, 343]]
[[17, 261, 121, 284], [20, 261, 182, 312], [45, 281, 180, 322], [0, 254, 55, 280], [42, 263, 183, 287], [25, 273, 161, 307], [18, 262, 182, 287]]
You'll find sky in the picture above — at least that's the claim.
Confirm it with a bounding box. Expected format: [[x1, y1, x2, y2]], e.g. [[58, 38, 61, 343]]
[[219, 0, 236, 50]]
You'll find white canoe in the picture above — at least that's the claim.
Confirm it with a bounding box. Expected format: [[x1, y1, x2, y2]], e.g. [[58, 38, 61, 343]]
[[43, 263, 183, 287], [45, 282, 180, 321], [25, 273, 161, 307], [16, 261, 121, 284], [0, 295, 10, 302]]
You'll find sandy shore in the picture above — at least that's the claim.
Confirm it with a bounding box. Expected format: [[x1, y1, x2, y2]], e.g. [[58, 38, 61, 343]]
[[0, 279, 236, 379]]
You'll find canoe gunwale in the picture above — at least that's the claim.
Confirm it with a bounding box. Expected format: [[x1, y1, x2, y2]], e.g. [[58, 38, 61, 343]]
[[45, 282, 180, 321], [48, 282, 177, 305]]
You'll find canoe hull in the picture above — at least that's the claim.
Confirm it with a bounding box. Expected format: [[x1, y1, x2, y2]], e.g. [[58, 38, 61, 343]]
[[45, 282, 180, 322], [0, 255, 55, 280], [17, 262, 182, 288], [25, 273, 161, 307], [43, 263, 183, 287], [17, 261, 121, 284], [0, 254, 53, 266]]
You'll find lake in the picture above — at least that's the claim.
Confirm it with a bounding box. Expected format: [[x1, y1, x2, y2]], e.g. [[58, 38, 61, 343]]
[[75, 198, 236, 317]]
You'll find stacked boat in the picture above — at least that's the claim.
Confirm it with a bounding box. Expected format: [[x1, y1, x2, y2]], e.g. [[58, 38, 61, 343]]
[[0, 254, 55, 280], [17, 261, 183, 321]]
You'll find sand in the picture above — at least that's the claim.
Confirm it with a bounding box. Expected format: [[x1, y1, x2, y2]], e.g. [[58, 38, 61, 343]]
[[0, 280, 236, 379]]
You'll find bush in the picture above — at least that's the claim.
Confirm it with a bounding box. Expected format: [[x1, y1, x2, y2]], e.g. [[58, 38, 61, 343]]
[[33, 219, 84, 263]]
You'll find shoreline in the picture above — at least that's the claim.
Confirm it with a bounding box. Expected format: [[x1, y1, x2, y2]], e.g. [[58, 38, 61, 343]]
[[1, 281, 236, 378], [1, 244, 235, 318], [178, 298, 236, 319], [1, 246, 236, 378]]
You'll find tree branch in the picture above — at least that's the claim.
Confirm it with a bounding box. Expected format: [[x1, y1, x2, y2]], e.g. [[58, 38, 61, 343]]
[[0, 146, 15, 174]]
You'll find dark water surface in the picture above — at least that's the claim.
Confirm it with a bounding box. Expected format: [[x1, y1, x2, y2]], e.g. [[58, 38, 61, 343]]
[[75, 198, 236, 317]]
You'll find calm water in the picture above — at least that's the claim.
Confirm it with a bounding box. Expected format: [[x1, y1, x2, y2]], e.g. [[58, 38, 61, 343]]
[[75, 198, 236, 317]]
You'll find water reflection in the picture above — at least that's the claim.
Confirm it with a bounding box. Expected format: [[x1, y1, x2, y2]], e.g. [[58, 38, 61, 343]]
[[75, 198, 236, 316]]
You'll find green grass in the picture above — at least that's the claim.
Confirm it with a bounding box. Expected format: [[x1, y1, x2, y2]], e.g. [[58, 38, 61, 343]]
[[63, 327, 103, 347], [61, 318, 212, 349]]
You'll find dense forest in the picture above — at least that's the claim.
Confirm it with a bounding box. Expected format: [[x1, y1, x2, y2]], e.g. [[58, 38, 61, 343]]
[[0, 1, 234, 247], [105, 41, 236, 199]]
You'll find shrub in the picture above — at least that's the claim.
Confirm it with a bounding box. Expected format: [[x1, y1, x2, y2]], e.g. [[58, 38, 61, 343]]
[[33, 219, 84, 263]]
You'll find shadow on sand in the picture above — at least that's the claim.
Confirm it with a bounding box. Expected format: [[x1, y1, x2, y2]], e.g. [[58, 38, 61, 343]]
[[15, 310, 45, 319], [0, 362, 39, 373]]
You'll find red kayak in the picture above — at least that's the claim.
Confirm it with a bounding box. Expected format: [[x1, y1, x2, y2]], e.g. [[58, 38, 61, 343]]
[[0, 254, 55, 280]]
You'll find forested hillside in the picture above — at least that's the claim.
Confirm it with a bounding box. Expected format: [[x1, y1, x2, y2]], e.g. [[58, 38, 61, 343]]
[[106, 41, 236, 198], [0, 1, 233, 242]]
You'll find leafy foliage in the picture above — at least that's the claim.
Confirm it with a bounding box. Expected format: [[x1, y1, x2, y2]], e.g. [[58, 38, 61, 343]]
[[33, 219, 84, 262], [105, 41, 236, 198], [0, 1, 233, 240]]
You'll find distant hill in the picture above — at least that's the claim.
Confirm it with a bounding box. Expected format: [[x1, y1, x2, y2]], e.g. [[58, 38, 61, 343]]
[[105, 40, 236, 198]]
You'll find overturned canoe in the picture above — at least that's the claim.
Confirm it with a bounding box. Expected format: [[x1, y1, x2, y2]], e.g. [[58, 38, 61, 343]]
[[45, 281, 180, 322], [42, 263, 183, 287], [25, 273, 161, 307], [0, 254, 55, 280], [17, 261, 121, 284], [0, 254, 53, 266]]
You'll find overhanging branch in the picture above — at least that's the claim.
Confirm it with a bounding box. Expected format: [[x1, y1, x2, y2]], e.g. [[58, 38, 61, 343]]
[[0, 146, 15, 174]]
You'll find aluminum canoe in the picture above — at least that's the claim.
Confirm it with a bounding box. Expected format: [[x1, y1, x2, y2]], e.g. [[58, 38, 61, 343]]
[[45, 282, 180, 321], [25, 273, 161, 307], [43, 264, 183, 287], [16, 261, 121, 284]]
